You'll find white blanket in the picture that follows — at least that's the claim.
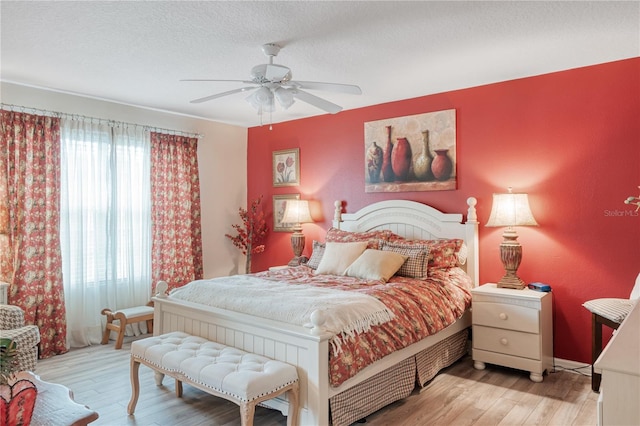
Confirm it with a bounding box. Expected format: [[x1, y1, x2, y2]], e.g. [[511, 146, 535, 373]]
[[169, 274, 395, 352]]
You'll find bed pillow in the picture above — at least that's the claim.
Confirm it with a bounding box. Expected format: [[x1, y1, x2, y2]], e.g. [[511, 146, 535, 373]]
[[387, 231, 406, 242], [380, 240, 430, 279], [383, 236, 465, 269], [315, 242, 368, 275], [344, 249, 408, 282], [427, 239, 464, 269], [456, 241, 468, 265], [325, 227, 394, 250], [306, 240, 325, 270]]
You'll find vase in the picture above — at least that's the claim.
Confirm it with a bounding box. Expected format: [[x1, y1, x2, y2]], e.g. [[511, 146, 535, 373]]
[[413, 130, 433, 181], [381, 126, 395, 182], [0, 373, 38, 426], [391, 137, 412, 181], [431, 149, 453, 181], [366, 141, 383, 183]]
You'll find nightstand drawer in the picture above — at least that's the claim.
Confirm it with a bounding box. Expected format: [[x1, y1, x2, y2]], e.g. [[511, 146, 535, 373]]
[[473, 301, 539, 333], [473, 325, 541, 360]]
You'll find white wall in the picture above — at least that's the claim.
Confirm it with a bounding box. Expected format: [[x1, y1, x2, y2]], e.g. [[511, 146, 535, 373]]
[[1, 82, 247, 279]]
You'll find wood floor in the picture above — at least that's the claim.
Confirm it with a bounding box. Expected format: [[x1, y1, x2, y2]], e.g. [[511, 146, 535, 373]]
[[36, 335, 598, 426]]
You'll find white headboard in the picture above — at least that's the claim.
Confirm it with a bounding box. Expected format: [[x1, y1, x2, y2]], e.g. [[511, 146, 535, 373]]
[[333, 198, 479, 286]]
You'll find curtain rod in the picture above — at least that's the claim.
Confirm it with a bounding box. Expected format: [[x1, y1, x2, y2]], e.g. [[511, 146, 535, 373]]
[[1, 103, 204, 139]]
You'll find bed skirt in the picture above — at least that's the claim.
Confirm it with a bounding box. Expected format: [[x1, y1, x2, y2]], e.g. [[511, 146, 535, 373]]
[[416, 328, 469, 387], [329, 328, 469, 426]]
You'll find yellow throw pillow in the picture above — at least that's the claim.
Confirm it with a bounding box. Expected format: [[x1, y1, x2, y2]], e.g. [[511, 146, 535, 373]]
[[344, 249, 409, 282]]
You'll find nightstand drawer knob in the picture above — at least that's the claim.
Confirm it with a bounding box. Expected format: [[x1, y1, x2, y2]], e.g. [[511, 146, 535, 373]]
[[500, 338, 508, 346], [499, 313, 508, 320]]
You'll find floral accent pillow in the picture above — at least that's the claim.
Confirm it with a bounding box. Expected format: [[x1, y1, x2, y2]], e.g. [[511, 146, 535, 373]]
[[306, 240, 325, 270], [382, 236, 465, 270], [426, 239, 464, 269], [379, 240, 430, 279], [325, 227, 394, 250]]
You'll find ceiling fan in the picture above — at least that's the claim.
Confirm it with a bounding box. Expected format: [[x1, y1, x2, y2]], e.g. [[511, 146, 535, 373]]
[[182, 43, 362, 115]]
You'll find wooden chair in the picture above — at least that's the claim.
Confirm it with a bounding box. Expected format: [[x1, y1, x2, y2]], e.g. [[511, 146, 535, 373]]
[[583, 273, 640, 392]]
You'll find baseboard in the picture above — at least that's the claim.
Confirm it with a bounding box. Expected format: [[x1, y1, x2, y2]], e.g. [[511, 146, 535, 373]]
[[553, 357, 592, 376]]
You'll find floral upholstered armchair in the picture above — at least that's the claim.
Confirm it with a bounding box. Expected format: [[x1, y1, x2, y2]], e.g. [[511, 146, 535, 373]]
[[0, 304, 40, 371]]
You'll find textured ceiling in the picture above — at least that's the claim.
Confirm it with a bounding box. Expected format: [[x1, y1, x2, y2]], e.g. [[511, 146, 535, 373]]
[[1, 1, 638, 128]]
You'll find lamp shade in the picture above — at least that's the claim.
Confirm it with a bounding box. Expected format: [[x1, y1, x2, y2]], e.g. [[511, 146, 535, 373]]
[[282, 200, 313, 228], [486, 191, 538, 228]]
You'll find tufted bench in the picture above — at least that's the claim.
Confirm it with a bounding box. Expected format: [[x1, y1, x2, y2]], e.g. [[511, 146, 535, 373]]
[[127, 331, 299, 426]]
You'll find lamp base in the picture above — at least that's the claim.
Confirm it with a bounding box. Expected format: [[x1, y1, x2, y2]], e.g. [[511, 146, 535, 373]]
[[497, 230, 526, 290], [288, 231, 307, 267], [497, 275, 526, 290], [287, 256, 309, 267]]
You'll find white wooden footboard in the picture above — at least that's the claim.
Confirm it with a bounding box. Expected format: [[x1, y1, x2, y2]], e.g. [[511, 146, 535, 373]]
[[152, 293, 332, 425]]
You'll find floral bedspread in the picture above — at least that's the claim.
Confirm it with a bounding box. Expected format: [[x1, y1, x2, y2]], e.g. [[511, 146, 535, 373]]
[[253, 266, 473, 387]]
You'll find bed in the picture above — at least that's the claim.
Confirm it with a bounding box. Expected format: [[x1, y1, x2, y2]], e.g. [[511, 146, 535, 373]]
[[152, 198, 479, 425]]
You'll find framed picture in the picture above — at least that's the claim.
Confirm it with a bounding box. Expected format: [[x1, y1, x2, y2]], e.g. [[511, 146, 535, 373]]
[[273, 194, 300, 232], [364, 109, 457, 193], [273, 148, 300, 187]]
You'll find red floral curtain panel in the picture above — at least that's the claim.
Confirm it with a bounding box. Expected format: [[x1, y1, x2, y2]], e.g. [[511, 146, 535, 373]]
[[0, 138, 10, 284], [0, 110, 67, 358], [150, 133, 203, 292]]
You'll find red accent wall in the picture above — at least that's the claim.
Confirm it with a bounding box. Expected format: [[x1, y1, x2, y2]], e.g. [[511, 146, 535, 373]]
[[247, 58, 640, 364]]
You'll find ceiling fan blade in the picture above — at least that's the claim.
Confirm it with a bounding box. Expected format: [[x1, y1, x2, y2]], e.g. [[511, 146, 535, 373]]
[[181, 79, 254, 84], [293, 89, 343, 114], [265, 64, 291, 81], [291, 81, 362, 95], [190, 87, 257, 104]]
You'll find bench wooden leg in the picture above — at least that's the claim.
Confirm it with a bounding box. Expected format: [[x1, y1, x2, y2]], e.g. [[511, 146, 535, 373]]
[[154, 371, 165, 386], [287, 382, 300, 426], [240, 401, 256, 426], [100, 309, 115, 345], [128, 357, 141, 415], [114, 312, 127, 349], [175, 379, 183, 398]]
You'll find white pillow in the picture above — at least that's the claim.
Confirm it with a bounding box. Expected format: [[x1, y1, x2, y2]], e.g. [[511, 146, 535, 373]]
[[344, 249, 408, 282], [315, 242, 368, 275]]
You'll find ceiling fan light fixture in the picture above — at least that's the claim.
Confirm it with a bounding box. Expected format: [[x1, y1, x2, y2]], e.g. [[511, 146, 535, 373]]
[[274, 87, 295, 110], [246, 86, 275, 112]]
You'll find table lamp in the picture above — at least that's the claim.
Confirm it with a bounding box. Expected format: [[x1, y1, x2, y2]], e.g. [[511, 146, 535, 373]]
[[282, 199, 314, 266], [486, 187, 538, 289]]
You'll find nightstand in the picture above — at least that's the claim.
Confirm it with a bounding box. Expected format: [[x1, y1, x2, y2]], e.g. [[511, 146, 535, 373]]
[[471, 283, 553, 382]]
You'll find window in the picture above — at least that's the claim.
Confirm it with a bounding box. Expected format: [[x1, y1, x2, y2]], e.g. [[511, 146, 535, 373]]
[[60, 119, 151, 346]]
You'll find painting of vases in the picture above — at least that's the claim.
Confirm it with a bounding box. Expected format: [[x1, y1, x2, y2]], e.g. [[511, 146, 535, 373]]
[[364, 109, 456, 193]]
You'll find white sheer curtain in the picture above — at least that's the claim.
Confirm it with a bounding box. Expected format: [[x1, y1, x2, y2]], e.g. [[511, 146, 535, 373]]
[[60, 118, 151, 347]]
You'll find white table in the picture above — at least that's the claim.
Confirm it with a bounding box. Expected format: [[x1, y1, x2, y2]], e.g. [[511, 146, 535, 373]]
[[594, 300, 640, 425], [28, 373, 99, 426]]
